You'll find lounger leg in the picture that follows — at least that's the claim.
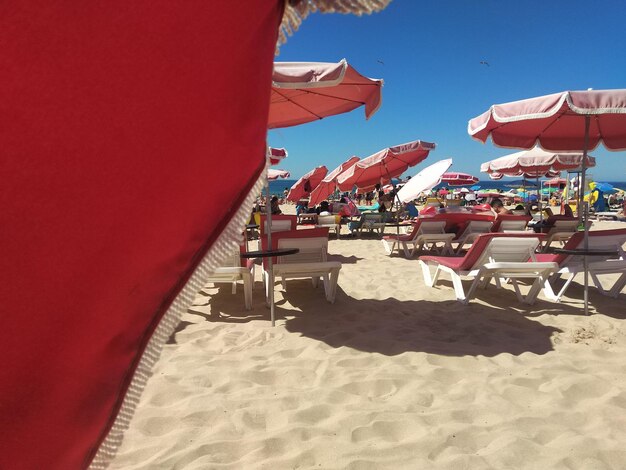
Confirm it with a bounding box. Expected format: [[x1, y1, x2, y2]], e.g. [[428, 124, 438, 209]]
[[381, 238, 393, 255], [265, 270, 274, 307], [231, 281, 237, 294], [451, 273, 468, 303], [608, 273, 626, 298], [464, 275, 482, 303], [590, 271, 626, 298], [327, 268, 340, 303], [401, 242, 411, 258], [242, 272, 253, 310], [418, 260, 436, 287]]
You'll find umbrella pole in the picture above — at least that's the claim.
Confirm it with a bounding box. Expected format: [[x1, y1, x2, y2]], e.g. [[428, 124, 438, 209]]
[[266, 182, 276, 326], [537, 176, 542, 221], [581, 115, 591, 315]]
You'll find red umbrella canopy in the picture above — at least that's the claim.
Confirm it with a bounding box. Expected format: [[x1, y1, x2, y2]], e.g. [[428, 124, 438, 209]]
[[309, 156, 360, 206], [480, 147, 596, 178], [268, 146, 288, 166], [469, 89, 626, 151], [336, 139, 436, 191], [287, 165, 328, 202], [269, 60, 383, 129], [441, 172, 479, 186]]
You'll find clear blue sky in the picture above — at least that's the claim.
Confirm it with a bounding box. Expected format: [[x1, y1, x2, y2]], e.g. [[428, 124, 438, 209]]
[[268, 0, 626, 181]]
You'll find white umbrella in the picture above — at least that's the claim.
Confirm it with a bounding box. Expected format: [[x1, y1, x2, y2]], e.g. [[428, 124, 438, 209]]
[[397, 159, 453, 203]]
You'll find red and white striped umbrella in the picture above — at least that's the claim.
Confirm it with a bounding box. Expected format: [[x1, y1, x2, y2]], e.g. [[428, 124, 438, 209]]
[[440, 171, 479, 186], [309, 156, 359, 206], [336, 139, 436, 191], [268, 168, 291, 180], [286, 165, 328, 202]]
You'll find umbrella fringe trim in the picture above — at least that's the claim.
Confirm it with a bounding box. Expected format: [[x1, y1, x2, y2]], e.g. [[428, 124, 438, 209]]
[[277, 0, 391, 53], [89, 166, 267, 469]]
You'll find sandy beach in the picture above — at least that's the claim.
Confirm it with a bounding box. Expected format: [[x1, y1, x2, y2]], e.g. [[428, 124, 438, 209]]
[[110, 208, 626, 470]]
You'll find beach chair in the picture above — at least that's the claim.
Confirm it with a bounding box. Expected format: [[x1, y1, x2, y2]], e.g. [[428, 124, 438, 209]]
[[259, 214, 297, 236], [454, 220, 494, 253], [418, 233, 557, 305], [315, 214, 341, 237], [381, 220, 455, 257], [541, 218, 580, 252], [537, 228, 626, 301], [491, 215, 532, 233], [357, 213, 386, 237], [262, 227, 341, 303], [206, 246, 254, 310]]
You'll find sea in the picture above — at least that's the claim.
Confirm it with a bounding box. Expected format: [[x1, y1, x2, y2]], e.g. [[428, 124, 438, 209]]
[[267, 179, 626, 197]]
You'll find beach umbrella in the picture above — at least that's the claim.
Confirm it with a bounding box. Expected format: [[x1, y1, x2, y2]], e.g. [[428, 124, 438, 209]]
[[593, 182, 614, 193], [269, 59, 383, 129], [336, 139, 436, 191], [286, 165, 328, 203], [268, 146, 288, 165], [469, 88, 626, 315], [480, 147, 596, 179], [440, 172, 479, 186], [396, 159, 452, 203], [545, 177, 567, 187], [268, 168, 291, 180], [470, 185, 481, 191], [309, 156, 360, 206]]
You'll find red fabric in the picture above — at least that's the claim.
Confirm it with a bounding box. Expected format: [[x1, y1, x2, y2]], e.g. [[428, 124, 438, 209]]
[[0, 2, 283, 469]]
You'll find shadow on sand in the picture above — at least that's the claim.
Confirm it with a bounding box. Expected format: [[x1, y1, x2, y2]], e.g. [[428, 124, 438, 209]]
[[182, 279, 598, 357]]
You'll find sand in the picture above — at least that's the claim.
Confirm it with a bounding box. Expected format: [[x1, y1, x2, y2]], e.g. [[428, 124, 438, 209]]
[[109, 209, 626, 470]]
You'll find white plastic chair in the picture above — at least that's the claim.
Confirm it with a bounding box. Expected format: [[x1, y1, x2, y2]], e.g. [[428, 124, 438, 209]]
[[206, 249, 254, 310], [263, 228, 342, 304], [315, 214, 340, 237]]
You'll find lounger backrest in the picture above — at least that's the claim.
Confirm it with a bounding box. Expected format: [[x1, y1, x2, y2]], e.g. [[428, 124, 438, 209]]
[[418, 220, 446, 235], [456, 220, 493, 241], [557, 228, 626, 265], [317, 215, 337, 226], [491, 215, 532, 232], [548, 219, 579, 234], [278, 237, 328, 264], [259, 214, 297, 236], [458, 233, 543, 271], [261, 227, 330, 267]]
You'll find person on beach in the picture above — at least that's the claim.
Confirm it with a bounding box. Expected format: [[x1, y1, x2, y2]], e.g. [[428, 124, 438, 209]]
[[490, 198, 512, 216], [270, 195, 281, 215]]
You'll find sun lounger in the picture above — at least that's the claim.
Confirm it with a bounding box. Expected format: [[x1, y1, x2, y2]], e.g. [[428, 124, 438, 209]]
[[454, 220, 494, 253], [541, 219, 580, 252], [382, 220, 454, 257], [419, 233, 557, 304], [537, 228, 626, 301], [206, 246, 254, 310], [315, 214, 340, 237], [261, 227, 341, 303]]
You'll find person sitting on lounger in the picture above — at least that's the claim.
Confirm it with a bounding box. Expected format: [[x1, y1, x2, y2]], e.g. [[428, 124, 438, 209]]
[[490, 198, 512, 216]]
